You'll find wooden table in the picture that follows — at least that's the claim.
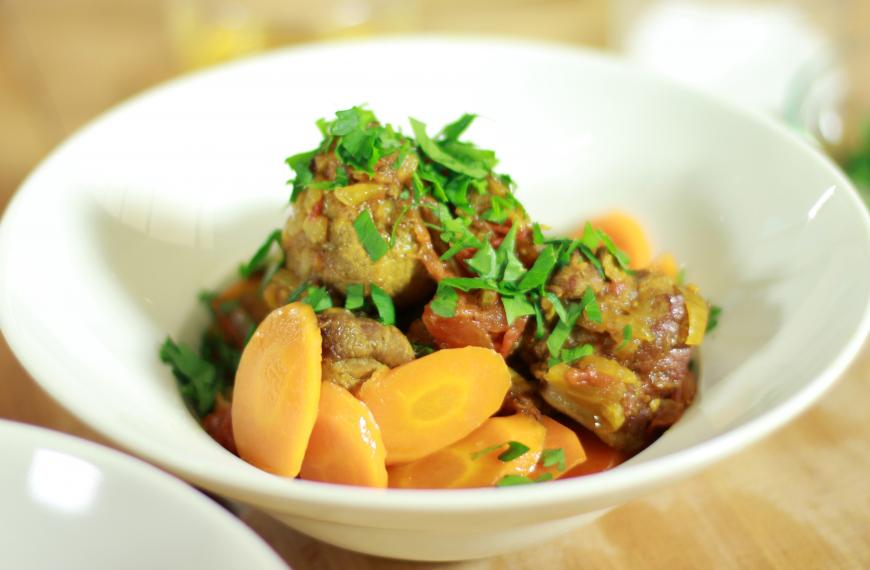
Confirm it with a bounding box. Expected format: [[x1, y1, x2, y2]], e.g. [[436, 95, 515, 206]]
[[2, 1, 868, 568]]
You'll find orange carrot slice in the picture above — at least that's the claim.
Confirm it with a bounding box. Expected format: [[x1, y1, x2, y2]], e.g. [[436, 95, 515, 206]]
[[232, 302, 322, 477], [388, 415, 546, 489], [300, 382, 388, 488], [534, 416, 586, 480], [651, 252, 679, 279], [358, 346, 511, 465], [585, 211, 653, 270]]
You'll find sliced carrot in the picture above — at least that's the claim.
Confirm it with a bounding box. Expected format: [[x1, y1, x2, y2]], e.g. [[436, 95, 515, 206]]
[[358, 346, 511, 465], [564, 428, 625, 477], [232, 302, 322, 477], [534, 416, 586, 480], [300, 382, 387, 488], [583, 211, 653, 270], [388, 415, 546, 489], [651, 252, 679, 279]]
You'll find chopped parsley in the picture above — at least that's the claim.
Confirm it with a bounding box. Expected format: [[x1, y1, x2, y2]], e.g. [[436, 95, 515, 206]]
[[302, 286, 333, 312], [707, 305, 722, 332], [541, 448, 567, 471], [469, 443, 503, 461], [498, 441, 530, 462], [581, 287, 603, 324], [238, 229, 283, 279], [159, 337, 219, 417], [370, 284, 395, 326], [411, 342, 436, 357], [344, 283, 365, 311], [410, 117, 491, 179], [557, 344, 594, 366], [430, 282, 459, 318], [501, 295, 535, 326], [495, 473, 553, 487], [617, 324, 633, 350], [353, 209, 389, 262]]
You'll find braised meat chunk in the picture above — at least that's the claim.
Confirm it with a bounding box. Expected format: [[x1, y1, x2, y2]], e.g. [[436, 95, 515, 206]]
[[318, 308, 415, 390], [522, 249, 705, 453]]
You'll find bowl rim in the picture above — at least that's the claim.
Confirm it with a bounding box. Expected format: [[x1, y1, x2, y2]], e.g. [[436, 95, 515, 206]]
[[0, 419, 288, 568], [2, 34, 869, 516]]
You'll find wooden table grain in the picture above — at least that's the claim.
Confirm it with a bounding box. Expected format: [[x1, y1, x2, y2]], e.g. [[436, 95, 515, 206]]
[[1, 1, 868, 568]]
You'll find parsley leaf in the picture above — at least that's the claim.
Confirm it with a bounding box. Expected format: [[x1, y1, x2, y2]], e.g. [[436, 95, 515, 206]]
[[409, 117, 489, 178], [618, 324, 633, 349], [354, 209, 389, 262], [411, 342, 436, 357], [578, 243, 605, 278], [440, 277, 498, 292], [532, 223, 546, 245], [544, 291, 568, 322], [555, 343, 594, 366], [286, 281, 309, 303], [302, 286, 333, 312], [467, 241, 498, 279], [390, 205, 410, 247], [581, 287, 603, 323], [707, 305, 722, 332], [344, 283, 365, 310], [496, 475, 534, 487], [370, 284, 395, 326], [497, 224, 526, 282], [541, 448, 567, 471], [546, 304, 585, 358], [498, 441, 530, 462], [502, 295, 535, 326], [430, 282, 459, 317], [470, 443, 503, 461], [238, 229, 282, 278], [286, 150, 318, 203], [517, 245, 557, 291], [159, 337, 218, 417], [440, 113, 477, 141]]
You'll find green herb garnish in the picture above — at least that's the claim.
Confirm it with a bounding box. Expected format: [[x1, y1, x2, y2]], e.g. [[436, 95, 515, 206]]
[[344, 283, 365, 311], [238, 229, 282, 278], [353, 209, 389, 262], [467, 241, 498, 279], [557, 344, 594, 366], [502, 295, 536, 326], [410, 118, 489, 179], [516, 245, 557, 291], [498, 441, 530, 462], [430, 282, 459, 318], [617, 324, 633, 350], [707, 305, 722, 332], [302, 286, 333, 312], [541, 448, 567, 471], [370, 284, 395, 326], [581, 287, 602, 324], [470, 443, 503, 461], [495, 475, 534, 487], [159, 337, 219, 417], [495, 473, 553, 487]]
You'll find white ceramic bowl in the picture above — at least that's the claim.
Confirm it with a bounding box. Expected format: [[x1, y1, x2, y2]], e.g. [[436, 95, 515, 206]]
[[2, 37, 869, 562], [0, 420, 287, 570]]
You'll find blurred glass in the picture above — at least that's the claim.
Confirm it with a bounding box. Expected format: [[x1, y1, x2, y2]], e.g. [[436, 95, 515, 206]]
[[166, 0, 421, 70], [609, 0, 837, 113], [781, 0, 870, 196]]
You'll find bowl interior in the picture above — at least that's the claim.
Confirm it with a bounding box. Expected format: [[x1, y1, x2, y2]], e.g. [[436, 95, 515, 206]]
[[2, 38, 869, 519]]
